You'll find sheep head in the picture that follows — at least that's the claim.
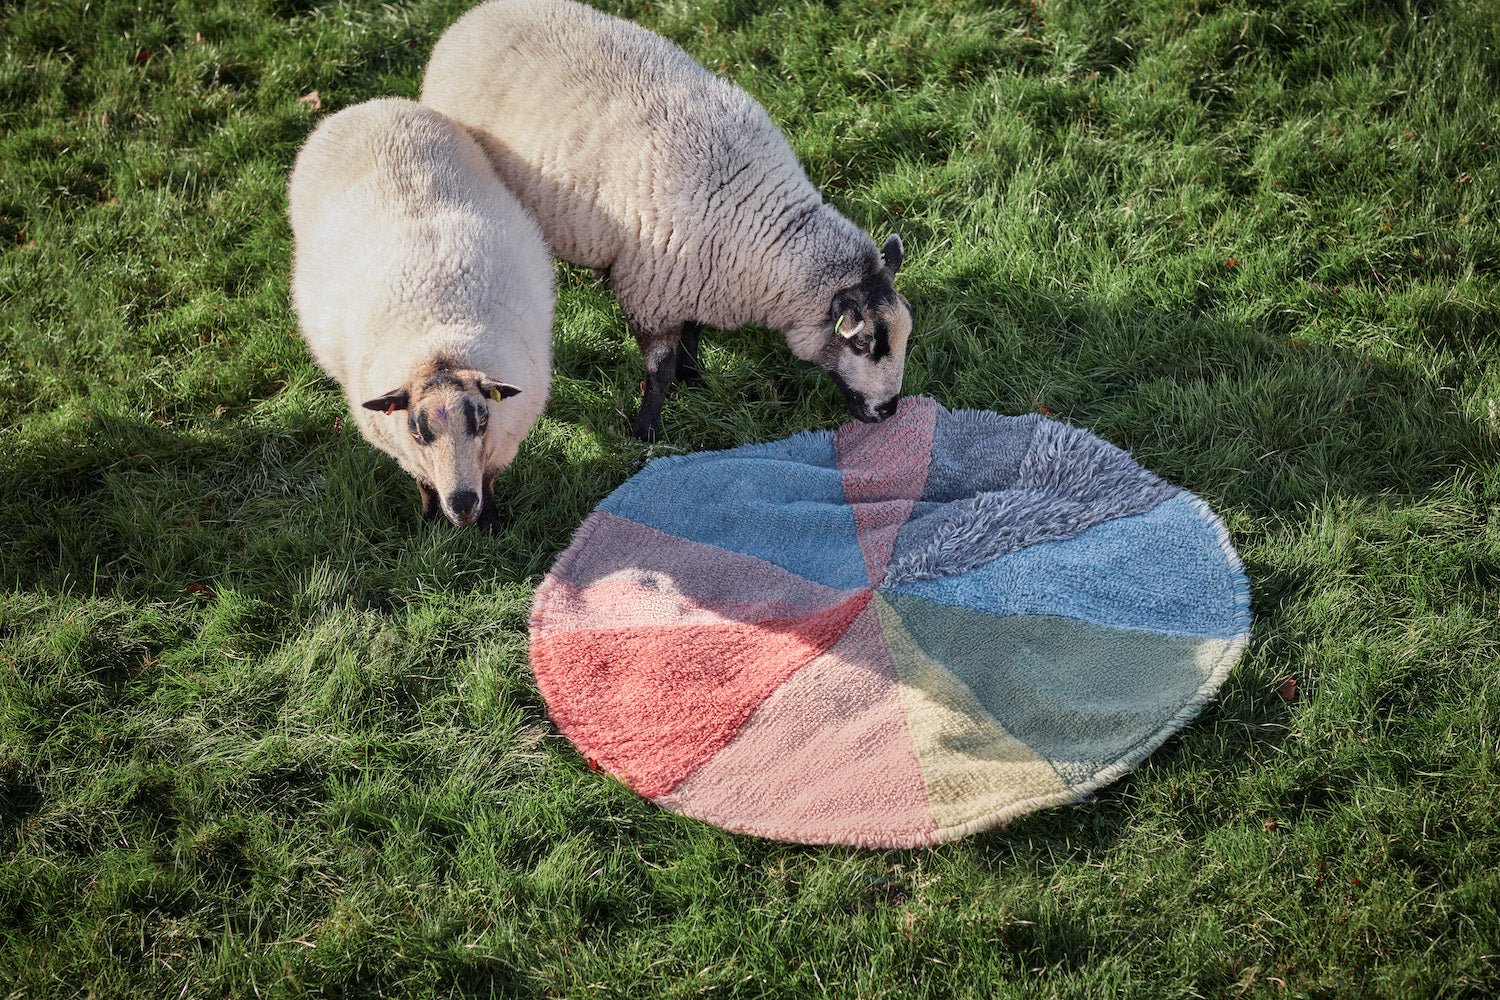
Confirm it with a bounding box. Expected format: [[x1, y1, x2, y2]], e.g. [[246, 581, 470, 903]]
[[362, 364, 521, 529], [818, 234, 913, 424]]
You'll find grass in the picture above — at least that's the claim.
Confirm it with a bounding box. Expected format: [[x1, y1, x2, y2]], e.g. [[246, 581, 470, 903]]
[[2, 0, 1497, 996]]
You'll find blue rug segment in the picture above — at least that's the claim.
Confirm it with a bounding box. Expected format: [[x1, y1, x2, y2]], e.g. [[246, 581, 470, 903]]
[[886, 494, 1249, 639], [598, 432, 870, 591]]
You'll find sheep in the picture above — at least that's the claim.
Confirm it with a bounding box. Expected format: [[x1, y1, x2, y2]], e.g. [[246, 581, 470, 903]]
[[286, 97, 555, 531], [420, 0, 914, 440]]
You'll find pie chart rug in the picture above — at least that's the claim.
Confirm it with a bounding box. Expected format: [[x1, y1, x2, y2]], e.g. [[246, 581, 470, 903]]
[[529, 396, 1251, 848]]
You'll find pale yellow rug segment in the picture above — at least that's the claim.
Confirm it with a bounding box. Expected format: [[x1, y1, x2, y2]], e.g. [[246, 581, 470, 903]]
[[875, 594, 1069, 829]]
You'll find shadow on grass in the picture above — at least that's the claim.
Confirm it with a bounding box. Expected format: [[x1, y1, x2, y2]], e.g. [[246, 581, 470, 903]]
[[908, 276, 1491, 511], [0, 408, 628, 608], [2, 277, 1492, 884]]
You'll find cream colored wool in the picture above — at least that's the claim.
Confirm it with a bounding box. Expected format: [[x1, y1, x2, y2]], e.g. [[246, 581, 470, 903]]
[[287, 97, 554, 528], [421, 0, 912, 439]]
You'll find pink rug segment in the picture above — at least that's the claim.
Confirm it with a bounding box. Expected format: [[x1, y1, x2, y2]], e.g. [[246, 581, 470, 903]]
[[834, 394, 937, 504], [531, 512, 857, 636], [656, 599, 937, 847], [850, 499, 916, 587], [836, 396, 936, 584]]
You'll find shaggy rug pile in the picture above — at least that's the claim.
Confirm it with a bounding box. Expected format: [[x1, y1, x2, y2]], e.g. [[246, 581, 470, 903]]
[[529, 396, 1251, 847]]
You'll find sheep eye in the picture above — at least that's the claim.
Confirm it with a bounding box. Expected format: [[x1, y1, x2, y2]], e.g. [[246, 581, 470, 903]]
[[466, 398, 489, 436], [850, 332, 874, 354], [408, 411, 434, 445]]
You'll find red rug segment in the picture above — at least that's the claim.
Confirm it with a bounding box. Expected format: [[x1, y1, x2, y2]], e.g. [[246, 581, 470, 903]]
[[531, 590, 873, 797]]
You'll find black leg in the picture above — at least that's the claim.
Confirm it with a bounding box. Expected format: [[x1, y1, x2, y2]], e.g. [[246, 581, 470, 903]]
[[675, 321, 703, 388], [476, 478, 503, 534], [631, 331, 680, 441], [418, 480, 440, 521]]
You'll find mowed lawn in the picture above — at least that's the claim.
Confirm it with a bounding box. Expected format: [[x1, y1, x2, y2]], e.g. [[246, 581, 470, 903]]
[[2, 0, 1498, 997]]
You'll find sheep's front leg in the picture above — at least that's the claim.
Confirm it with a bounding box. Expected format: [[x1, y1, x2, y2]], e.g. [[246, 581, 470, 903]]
[[632, 326, 682, 441], [475, 474, 503, 534], [417, 480, 441, 521]]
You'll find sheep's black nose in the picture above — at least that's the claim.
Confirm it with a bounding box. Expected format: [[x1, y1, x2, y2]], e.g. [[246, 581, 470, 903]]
[[448, 489, 480, 525], [847, 395, 899, 423]]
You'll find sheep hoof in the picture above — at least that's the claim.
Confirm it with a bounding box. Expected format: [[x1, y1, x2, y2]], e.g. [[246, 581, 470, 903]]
[[475, 491, 504, 534], [631, 411, 663, 441]]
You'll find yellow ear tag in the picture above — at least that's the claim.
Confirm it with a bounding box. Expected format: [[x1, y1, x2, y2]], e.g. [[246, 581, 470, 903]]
[[835, 315, 845, 336], [487, 386, 507, 403]]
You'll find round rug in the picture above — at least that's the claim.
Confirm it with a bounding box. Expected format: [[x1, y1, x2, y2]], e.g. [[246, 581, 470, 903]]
[[529, 396, 1251, 848]]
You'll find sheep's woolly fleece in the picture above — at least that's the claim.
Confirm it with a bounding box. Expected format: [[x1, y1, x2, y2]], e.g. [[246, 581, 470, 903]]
[[529, 396, 1252, 848]]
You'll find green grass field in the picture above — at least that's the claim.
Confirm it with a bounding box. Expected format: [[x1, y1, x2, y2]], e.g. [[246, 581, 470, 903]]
[[2, 0, 1498, 996]]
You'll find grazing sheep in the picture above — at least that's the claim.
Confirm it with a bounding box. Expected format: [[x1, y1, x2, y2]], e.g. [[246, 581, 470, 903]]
[[421, 0, 914, 440], [287, 97, 554, 531]]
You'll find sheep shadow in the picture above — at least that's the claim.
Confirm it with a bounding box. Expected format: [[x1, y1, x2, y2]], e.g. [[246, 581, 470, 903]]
[[0, 405, 629, 608], [3, 260, 1491, 887]]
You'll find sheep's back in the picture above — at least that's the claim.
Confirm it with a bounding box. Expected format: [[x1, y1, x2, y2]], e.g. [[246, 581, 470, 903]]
[[289, 98, 552, 397], [421, 0, 822, 325]]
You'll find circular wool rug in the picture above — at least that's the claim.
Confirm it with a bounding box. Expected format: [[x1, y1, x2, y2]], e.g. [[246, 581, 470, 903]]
[[529, 396, 1251, 848]]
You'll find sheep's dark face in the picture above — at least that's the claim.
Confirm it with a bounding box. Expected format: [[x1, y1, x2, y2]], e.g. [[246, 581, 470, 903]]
[[821, 234, 913, 424], [362, 366, 520, 528]]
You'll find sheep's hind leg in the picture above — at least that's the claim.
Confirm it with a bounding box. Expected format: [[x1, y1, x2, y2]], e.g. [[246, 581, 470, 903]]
[[674, 322, 704, 388], [631, 327, 682, 441]]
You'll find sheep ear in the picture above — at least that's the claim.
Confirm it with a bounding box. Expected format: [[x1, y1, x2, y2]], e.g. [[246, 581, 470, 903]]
[[479, 378, 522, 402], [362, 388, 410, 414], [881, 233, 904, 273], [833, 293, 865, 340]]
